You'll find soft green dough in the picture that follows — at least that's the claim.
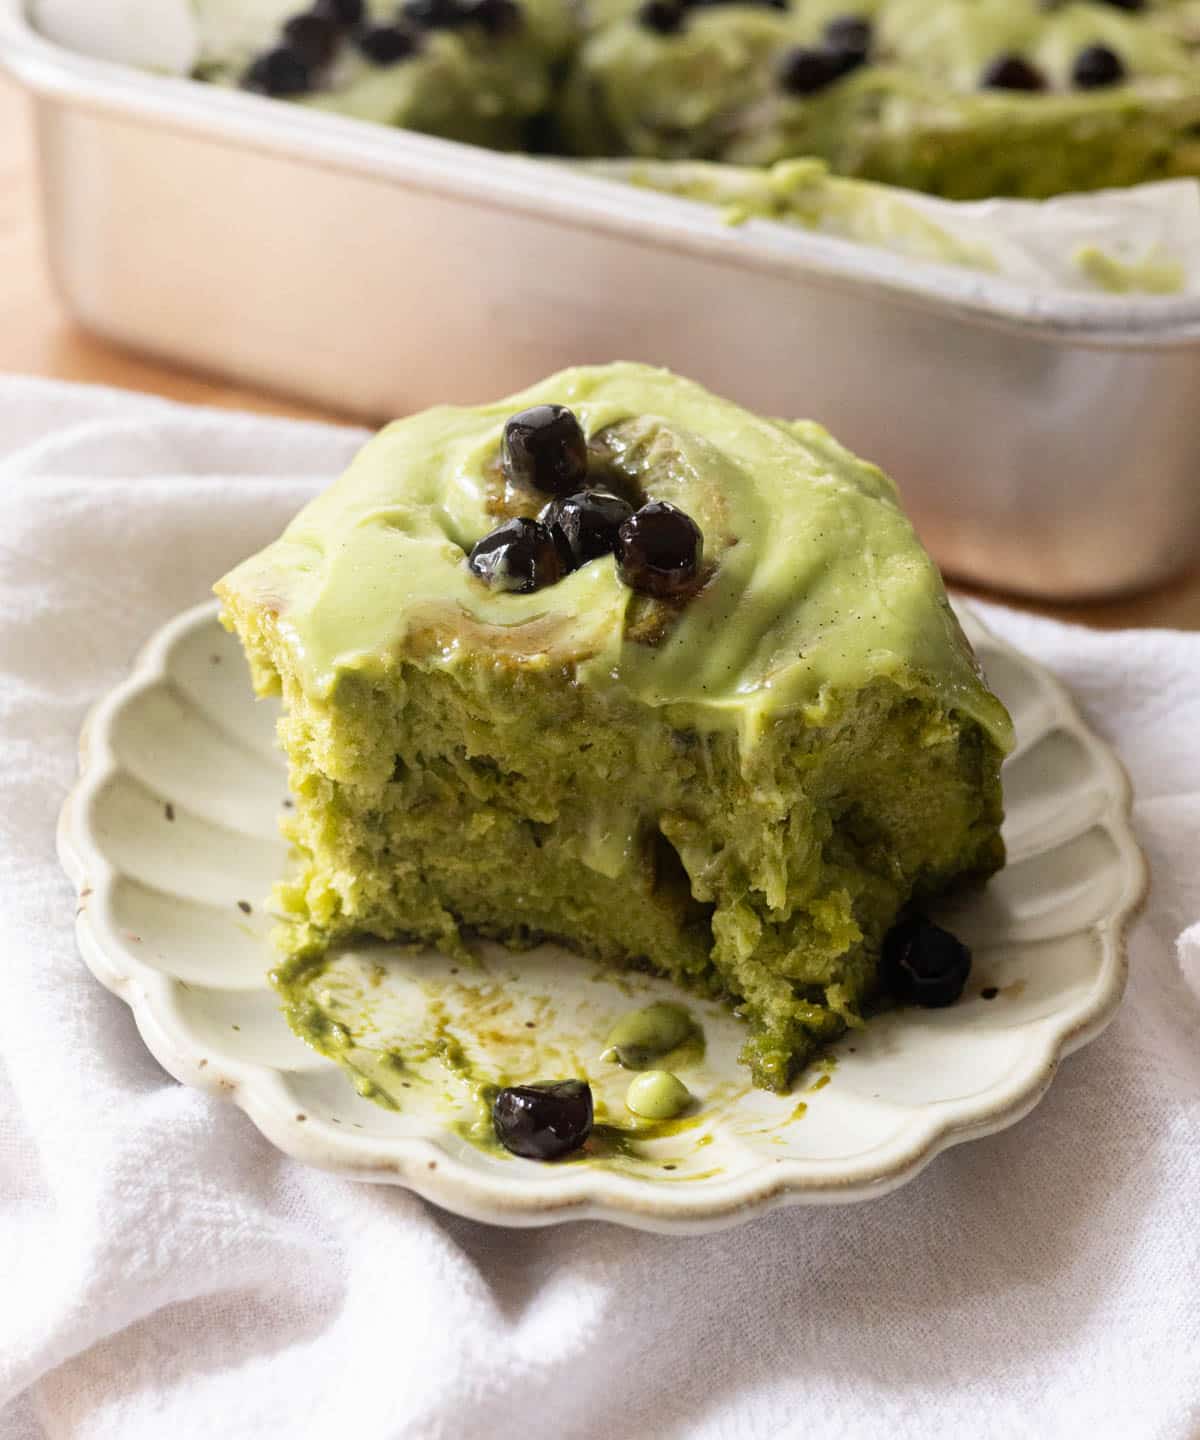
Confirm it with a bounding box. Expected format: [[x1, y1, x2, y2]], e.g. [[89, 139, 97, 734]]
[[218, 363, 1011, 1092]]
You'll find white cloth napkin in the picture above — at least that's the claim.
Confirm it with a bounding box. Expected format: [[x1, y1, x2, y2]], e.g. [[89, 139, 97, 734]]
[[0, 375, 1197, 1440]]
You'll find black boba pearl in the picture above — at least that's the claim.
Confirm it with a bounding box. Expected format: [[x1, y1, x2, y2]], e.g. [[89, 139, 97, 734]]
[[314, 0, 366, 22], [827, 46, 867, 78], [467, 0, 523, 35], [539, 491, 635, 569], [403, 0, 470, 29], [524, 112, 559, 153], [357, 22, 423, 62], [243, 46, 314, 97], [468, 517, 563, 593], [282, 13, 341, 67], [777, 46, 846, 96], [615, 501, 703, 599], [1099, 0, 1144, 10], [980, 54, 1047, 91], [881, 916, 972, 1008], [502, 405, 589, 497], [638, 0, 687, 33], [1072, 43, 1125, 88], [823, 14, 871, 61], [492, 1081, 594, 1160]]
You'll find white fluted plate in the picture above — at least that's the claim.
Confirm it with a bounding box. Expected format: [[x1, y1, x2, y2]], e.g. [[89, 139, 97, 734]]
[[58, 600, 1145, 1232]]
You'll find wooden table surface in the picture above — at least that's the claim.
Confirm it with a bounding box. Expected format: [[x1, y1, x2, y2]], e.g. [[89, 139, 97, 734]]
[[2, 77, 1197, 630]]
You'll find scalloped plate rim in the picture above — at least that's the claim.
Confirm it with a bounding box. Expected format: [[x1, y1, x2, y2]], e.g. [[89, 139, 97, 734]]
[[56, 599, 1148, 1232]]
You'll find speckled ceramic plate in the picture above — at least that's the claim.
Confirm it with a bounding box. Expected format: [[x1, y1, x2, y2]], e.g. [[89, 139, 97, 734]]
[[58, 600, 1146, 1232]]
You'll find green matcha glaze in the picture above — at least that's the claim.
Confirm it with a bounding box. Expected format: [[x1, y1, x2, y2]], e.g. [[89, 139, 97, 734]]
[[601, 1001, 700, 1068], [626, 1070, 693, 1119], [579, 157, 999, 272], [1073, 243, 1186, 292], [580, 158, 1187, 295], [219, 363, 1012, 756]]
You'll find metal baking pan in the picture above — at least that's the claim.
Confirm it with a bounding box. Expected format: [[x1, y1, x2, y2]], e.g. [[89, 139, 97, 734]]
[[4, 0, 1200, 600]]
